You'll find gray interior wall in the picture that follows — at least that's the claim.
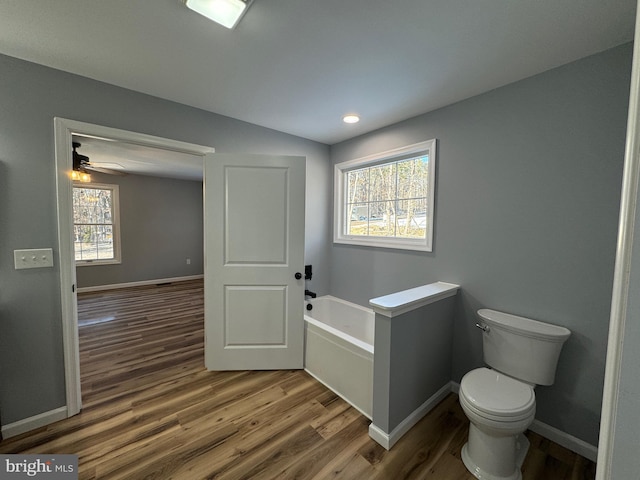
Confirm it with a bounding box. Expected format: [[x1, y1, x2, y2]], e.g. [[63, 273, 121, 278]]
[[330, 44, 632, 446], [372, 315, 392, 432], [387, 298, 454, 431], [0, 53, 331, 426], [76, 172, 204, 288], [372, 296, 455, 437]]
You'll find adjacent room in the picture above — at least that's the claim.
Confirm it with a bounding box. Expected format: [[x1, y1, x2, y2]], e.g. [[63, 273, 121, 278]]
[[1, 1, 639, 479]]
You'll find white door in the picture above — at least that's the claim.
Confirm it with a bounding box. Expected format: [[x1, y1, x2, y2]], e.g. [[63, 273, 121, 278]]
[[204, 153, 306, 370]]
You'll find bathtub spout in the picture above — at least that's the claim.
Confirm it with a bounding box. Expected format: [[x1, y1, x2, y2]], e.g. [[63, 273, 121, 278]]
[[305, 289, 317, 298]]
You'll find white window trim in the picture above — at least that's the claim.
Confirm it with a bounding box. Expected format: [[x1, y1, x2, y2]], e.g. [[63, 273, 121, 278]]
[[333, 139, 436, 252], [73, 182, 122, 266]]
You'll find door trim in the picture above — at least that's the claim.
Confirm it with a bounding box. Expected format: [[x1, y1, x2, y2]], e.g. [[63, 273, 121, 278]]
[[596, 4, 640, 476], [54, 118, 214, 416]]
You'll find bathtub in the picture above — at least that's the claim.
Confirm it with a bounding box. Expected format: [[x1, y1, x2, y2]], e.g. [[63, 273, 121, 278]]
[[304, 295, 374, 418]]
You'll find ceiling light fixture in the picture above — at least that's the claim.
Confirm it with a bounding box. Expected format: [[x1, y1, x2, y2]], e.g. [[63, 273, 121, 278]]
[[71, 170, 91, 183], [342, 114, 360, 124], [71, 142, 92, 182], [183, 0, 251, 29]]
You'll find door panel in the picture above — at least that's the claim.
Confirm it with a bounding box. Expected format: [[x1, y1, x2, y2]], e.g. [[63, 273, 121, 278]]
[[225, 166, 288, 264], [225, 286, 287, 345], [204, 153, 305, 370]]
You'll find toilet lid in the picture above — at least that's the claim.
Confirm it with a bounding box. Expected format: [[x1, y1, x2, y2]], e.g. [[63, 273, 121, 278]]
[[460, 368, 535, 418]]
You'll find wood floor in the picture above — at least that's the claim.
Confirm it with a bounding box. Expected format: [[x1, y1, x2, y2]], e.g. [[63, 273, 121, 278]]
[[0, 280, 596, 479]]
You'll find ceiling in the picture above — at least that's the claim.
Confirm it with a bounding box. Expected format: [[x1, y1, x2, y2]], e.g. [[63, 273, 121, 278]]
[[72, 135, 204, 181], [1, 0, 636, 178]]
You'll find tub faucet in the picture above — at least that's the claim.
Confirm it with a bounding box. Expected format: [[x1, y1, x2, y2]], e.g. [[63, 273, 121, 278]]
[[305, 289, 317, 299]]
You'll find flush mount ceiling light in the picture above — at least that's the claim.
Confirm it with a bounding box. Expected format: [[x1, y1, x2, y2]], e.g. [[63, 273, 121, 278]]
[[183, 0, 251, 29], [342, 114, 360, 124]]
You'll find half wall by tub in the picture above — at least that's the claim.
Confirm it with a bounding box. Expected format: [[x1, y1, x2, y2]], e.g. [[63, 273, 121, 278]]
[[304, 295, 374, 418]]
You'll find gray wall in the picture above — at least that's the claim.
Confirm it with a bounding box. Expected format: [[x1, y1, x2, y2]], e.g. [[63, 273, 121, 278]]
[[372, 297, 455, 434], [76, 172, 204, 288], [330, 44, 632, 446], [0, 53, 331, 426]]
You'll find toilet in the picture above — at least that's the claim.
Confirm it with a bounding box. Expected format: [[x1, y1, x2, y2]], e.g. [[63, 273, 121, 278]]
[[459, 308, 571, 480]]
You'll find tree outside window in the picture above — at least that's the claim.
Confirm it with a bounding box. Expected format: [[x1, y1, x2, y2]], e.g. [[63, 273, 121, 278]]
[[73, 183, 121, 264], [334, 140, 436, 252]]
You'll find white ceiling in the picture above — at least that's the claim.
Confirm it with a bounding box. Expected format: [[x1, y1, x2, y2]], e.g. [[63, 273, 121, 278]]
[[72, 135, 204, 181], [1, 0, 636, 178]]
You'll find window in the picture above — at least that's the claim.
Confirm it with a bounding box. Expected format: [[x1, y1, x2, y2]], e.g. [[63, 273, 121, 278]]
[[334, 139, 436, 252], [72, 183, 121, 265]]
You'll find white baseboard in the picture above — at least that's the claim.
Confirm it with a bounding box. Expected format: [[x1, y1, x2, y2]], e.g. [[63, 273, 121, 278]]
[[77, 274, 204, 293], [369, 381, 452, 450], [368, 423, 392, 450], [2, 406, 68, 439], [529, 420, 598, 462], [450, 381, 597, 462]]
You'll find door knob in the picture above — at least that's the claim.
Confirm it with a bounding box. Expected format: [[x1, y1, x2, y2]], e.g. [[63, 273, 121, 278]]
[[295, 272, 303, 280]]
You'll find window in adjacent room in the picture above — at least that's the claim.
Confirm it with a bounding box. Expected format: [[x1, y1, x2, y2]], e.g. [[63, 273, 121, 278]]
[[334, 139, 436, 252], [72, 183, 121, 265]]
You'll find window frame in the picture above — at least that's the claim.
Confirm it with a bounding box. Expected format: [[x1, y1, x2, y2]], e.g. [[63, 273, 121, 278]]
[[72, 182, 122, 266], [333, 139, 436, 252]]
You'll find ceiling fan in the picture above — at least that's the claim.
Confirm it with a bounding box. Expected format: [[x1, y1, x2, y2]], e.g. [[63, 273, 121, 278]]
[[72, 142, 127, 177]]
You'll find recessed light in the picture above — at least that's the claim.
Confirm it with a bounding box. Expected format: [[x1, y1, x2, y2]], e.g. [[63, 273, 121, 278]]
[[342, 114, 360, 124]]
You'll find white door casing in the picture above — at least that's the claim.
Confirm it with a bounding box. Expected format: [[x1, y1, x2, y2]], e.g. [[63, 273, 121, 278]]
[[204, 153, 306, 370], [54, 118, 214, 416]]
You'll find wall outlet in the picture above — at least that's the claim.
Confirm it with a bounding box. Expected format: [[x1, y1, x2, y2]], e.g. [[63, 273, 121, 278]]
[[14, 248, 54, 269], [186, 258, 191, 265]]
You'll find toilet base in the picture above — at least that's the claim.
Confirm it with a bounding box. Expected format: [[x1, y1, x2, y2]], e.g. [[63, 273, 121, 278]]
[[461, 423, 530, 480]]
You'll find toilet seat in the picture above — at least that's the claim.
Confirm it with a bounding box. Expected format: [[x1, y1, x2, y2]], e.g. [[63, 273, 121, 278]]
[[460, 368, 535, 422]]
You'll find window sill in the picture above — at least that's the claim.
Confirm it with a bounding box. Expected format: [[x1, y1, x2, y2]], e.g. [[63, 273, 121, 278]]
[[334, 236, 432, 252], [76, 259, 122, 267]]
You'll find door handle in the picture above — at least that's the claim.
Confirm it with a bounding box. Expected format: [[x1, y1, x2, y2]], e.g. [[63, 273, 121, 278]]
[[295, 272, 302, 280]]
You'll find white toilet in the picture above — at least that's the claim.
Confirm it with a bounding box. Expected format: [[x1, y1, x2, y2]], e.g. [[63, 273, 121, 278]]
[[459, 308, 571, 480]]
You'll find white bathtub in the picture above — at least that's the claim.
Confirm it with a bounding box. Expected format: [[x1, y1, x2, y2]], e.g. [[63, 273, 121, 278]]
[[304, 295, 374, 418]]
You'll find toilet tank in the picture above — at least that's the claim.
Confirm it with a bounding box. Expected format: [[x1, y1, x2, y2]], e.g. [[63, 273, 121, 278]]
[[478, 309, 571, 386]]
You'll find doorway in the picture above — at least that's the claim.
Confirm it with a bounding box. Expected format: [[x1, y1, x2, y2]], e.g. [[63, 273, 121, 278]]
[[54, 118, 214, 416]]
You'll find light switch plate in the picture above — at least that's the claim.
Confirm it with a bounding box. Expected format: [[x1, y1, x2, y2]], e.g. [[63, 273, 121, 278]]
[[14, 248, 54, 269]]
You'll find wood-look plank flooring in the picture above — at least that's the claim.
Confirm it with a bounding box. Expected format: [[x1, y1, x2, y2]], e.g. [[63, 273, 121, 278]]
[[0, 280, 596, 479]]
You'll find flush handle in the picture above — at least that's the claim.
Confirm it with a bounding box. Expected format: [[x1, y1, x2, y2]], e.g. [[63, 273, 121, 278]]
[[475, 323, 490, 332]]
